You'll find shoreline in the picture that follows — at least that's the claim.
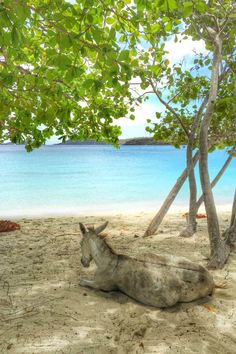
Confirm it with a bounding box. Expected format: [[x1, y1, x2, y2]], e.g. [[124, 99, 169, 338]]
[[0, 202, 233, 219]]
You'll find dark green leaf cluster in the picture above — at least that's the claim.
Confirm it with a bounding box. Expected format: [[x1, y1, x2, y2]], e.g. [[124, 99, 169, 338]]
[[0, 0, 138, 149]]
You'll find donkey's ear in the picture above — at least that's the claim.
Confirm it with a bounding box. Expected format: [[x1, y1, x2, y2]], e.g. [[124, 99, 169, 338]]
[[79, 222, 87, 235], [95, 221, 108, 235]]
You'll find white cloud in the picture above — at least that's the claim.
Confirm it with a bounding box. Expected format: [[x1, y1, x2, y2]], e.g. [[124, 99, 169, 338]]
[[117, 100, 161, 138], [164, 35, 208, 65]]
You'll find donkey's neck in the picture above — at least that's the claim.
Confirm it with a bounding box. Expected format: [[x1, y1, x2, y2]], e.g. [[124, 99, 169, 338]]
[[89, 235, 117, 270]]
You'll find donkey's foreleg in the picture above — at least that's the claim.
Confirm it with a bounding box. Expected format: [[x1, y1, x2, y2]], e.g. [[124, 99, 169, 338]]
[[79, 278, 100, 288], [79, 278, 116, 291]]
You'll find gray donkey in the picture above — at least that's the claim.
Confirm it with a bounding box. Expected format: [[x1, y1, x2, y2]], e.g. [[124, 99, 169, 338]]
[[79, 221, 215, 308]]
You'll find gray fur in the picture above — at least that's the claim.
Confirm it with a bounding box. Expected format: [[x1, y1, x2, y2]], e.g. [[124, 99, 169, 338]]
[[79, 222, 214, 308]]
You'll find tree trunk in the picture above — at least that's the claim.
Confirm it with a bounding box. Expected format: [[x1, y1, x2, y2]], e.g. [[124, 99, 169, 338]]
[[199, 35, 230, 269], [144, 150, 199, 237], [179, 143, 197, 237], [224, 189, 236, 246], [196, 150, 234, 211], [179, 85, 211, 238]]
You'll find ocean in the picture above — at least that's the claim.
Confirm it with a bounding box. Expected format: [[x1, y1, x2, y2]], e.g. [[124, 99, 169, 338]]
[[0, 145, 235, 217]]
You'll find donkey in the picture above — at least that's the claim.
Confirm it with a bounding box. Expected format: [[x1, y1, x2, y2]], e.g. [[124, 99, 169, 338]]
[[79, 221, 215, 308]]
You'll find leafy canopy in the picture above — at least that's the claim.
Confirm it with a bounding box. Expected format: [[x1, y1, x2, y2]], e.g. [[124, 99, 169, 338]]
[[0, 0, 235, 150], [128, 0, 236, 149], [0, 0, 138, 150]]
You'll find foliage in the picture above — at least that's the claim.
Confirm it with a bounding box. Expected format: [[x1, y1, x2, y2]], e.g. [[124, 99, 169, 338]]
[[0, 0, 137, 150], [0, 0, 235, 151], [129, 0, 236, 149]]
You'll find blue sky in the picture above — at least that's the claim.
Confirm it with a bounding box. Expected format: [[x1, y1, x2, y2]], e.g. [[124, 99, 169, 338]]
[[117, 35, 208, 138]]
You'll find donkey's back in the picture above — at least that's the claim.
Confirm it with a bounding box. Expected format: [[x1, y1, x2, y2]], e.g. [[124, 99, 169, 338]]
[[112, 253, 214, 308]]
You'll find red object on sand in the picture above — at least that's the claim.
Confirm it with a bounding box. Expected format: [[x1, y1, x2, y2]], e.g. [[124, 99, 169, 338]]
[[196, 213, 206, 219], [182, 213, 206, 219], [0, 220, 20, 233]]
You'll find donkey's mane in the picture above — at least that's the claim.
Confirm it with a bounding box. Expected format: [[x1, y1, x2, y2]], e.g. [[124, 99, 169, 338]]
[[96, 233, 117, 255]]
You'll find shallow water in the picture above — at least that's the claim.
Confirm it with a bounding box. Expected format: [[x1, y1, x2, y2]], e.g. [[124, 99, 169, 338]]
[[0, 145, 235, 217]]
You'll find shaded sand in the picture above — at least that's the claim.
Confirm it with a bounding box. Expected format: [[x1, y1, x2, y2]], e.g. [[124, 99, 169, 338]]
[[0, 212, 235, 354]]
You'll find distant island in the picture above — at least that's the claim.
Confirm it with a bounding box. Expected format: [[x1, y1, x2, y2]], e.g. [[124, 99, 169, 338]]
[[121, 137, 169, 145], [55, 139, 106, 146], [56, 137, 169, 146], [1, 137, 170, 146]]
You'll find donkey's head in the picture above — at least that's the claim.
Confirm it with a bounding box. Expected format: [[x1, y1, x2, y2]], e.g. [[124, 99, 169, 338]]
[[79, 221, 108, 267]]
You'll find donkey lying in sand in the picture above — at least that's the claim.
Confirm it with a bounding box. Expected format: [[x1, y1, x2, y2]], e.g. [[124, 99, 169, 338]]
[[79, 222, 215, 308]]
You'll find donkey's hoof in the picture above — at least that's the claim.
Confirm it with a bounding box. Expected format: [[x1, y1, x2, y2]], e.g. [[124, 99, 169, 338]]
[[79, 279, 88, 287]]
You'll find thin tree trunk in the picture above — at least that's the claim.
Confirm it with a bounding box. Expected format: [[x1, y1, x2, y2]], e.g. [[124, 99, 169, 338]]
[[144, 150, 199, 237], [230, 190, 236, 229], [196, 150, 234, 211], [224, 190, 236, 246], [179, 143, 198, 237], [180, 93, 211, 237], [199, 35, 230, 269]]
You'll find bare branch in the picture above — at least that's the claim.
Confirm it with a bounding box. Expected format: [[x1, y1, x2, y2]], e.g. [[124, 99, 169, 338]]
[[149, 79, 190, 138]]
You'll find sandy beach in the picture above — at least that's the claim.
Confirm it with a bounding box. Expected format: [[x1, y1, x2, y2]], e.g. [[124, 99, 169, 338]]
[[0, 211, 235, 354]]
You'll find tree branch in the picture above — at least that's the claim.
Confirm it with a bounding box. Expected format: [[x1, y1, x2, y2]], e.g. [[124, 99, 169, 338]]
[[149, 79, 190, 138]]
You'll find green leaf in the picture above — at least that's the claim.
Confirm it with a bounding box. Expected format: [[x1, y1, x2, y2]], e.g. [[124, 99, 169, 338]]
[[167, 0, 177, 11], [162, 17, 169, 23], [164, 22, 172, 31], [83, 79, 95, 89], [183, 2, 193, 8], [11, 26, 20, 45], [183, 6, 192, 16], [150, 23, 161, 33], [47, 55, 72, 69], [91, 28, 102, 43], [119, 50, 130, 61], [58, 33, 73, 50], [14, 5, 30, 22], [195, 2, 206, 13], [86, 14, 94, 23], [106, 17, 115, 24]]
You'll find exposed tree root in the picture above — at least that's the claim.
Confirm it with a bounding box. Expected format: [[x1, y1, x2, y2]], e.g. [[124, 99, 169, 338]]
[[179, 222, 197, 238]]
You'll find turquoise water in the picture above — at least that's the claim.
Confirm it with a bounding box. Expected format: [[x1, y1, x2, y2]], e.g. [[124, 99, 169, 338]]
[[0, 145, 235, 217]]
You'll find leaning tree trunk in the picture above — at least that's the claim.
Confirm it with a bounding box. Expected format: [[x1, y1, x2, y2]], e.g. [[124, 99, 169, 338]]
[[199, 34, 230, 269], [224, 189, 236, 246], [144, 150, 199, 237], [196, 149, 235, 211]]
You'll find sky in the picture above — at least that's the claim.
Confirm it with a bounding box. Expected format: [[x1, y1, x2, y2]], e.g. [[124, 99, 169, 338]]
[[117, 35, 207, 138]]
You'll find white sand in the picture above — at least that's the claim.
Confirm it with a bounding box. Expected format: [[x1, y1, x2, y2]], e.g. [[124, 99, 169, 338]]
[[0, 211, 235, 354]]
